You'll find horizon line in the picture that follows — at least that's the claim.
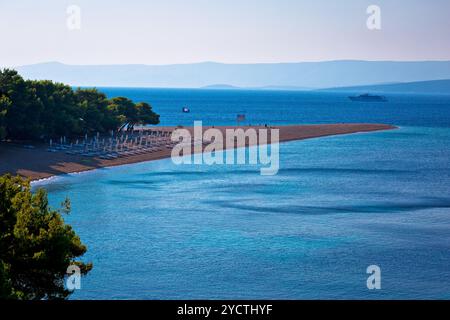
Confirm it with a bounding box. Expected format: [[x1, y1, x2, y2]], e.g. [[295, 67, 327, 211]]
[[9, 59, 450, 68]]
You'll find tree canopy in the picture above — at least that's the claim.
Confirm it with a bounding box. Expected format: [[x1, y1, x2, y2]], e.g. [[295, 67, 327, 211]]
[[0, 174, 91, 299], [0, 69, 160, 140]]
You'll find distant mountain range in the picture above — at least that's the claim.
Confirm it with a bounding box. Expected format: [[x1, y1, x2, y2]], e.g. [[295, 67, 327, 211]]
[[202, 84, 240, 90], [14, 61, 450, 89], [319, 79, 450, 95], [201, 84, 311, 91]]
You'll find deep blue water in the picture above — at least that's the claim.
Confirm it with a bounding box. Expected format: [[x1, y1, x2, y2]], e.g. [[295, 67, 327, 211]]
[[34, 89, 450, 299], [99, 88, 450, 128]]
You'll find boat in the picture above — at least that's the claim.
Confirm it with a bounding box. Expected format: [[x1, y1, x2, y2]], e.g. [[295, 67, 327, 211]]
[[182, 107, 190, 113], [349, 93, 387, 102]]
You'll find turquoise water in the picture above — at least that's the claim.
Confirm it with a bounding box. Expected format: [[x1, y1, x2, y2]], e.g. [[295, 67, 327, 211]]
[[34, 90, 450, 299]]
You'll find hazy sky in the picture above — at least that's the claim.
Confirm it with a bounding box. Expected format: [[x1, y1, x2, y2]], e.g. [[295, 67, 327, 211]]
[[1, 0, 449, 67]]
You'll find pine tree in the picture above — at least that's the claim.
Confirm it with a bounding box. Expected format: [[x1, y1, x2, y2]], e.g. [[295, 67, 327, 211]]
[[0, 174, 92, 300]]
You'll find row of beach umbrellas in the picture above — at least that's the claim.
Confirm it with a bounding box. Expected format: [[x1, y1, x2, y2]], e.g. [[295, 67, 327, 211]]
[[47, 130, 206, 160]]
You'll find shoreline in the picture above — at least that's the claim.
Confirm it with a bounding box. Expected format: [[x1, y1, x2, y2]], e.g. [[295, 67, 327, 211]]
[[0, 124, 397, 181]]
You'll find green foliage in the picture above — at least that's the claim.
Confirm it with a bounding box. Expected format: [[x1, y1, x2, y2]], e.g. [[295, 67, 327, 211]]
[[0, 174, 92, 300], [108, 97, 159, 131], [136, 102, 160, 128], [0, 69, 42, 139], [0, 97, 8, 139], [0, 69, 160, 140]]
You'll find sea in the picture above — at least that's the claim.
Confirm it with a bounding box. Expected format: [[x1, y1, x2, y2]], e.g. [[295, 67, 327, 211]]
[[33, 89, 450, 299]]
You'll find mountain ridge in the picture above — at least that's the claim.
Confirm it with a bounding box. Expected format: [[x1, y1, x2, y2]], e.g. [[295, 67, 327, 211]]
[[13, 60, 450, 89], [319, 79, 450, 95]]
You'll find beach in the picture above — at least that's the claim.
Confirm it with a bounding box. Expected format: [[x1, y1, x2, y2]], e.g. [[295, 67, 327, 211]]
[[0, 123, 395, 181]]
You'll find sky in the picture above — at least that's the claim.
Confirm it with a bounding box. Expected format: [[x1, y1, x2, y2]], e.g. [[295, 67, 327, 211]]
[[0, 0, 449, 67]]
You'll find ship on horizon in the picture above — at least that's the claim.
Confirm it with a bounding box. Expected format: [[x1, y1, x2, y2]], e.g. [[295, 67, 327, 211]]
[[349, 93, 387, 102]]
